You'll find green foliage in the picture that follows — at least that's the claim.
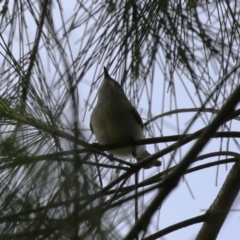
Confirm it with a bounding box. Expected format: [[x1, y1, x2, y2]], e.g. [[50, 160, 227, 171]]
[[0, 0, 239, 239]]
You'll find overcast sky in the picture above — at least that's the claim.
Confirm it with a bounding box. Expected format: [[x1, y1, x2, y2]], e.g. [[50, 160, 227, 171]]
[[2, 1, 240, 239]]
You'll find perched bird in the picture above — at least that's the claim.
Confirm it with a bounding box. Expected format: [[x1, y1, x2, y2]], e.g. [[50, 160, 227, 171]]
[[90, 67, 161, 168]]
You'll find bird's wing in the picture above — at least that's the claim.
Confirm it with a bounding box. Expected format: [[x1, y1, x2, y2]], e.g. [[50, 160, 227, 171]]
[[90, 121, 94, 134], [130, 105, 143, 129], [120, 96, 144, 129]]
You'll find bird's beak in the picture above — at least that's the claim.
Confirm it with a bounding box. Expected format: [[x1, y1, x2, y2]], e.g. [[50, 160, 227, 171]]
[[104, 67, 111, 79]]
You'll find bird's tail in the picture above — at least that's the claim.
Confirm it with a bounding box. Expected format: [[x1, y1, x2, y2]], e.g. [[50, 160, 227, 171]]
[[137, 150, 161, 169]]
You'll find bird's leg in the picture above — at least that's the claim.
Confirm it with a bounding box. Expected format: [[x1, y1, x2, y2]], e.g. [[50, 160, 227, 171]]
[[108, 153, 114, 162], [131, 138, 137, 158], [132, 147, 137, 158]]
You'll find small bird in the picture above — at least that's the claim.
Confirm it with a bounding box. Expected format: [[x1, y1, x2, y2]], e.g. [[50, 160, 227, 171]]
[[90, 67, 161, 168]]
